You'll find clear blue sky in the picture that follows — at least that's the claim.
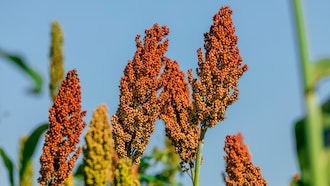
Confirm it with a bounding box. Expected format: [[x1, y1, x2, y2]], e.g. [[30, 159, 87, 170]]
[[1, 1, 330, 185]]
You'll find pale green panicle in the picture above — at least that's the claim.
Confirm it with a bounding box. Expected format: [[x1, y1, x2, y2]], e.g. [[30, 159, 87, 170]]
[[50, 21, 64, 101]]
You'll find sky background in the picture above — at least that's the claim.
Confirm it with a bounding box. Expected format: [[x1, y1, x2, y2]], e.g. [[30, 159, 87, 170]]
[[1, 0, 330, 185]]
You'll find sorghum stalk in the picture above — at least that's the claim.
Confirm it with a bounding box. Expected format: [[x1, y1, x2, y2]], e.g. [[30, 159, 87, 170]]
[[193, 128, 206, 186]]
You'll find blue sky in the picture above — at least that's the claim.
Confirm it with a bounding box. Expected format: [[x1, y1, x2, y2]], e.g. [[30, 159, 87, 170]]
[[1, 0, 330, 185]]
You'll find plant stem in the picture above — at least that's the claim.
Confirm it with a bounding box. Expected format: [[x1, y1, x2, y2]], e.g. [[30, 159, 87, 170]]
[[193, 140, 203, 186], [190, 164, 195, 182], [292, 0, 328, 185], [193, 127, 207, 186]]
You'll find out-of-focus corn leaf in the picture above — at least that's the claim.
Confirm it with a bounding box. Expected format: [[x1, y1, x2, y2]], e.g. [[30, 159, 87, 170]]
[[314, 58, 330, 84], [20, 123, 49, 181], [0, 48, 43, 93], [0, 147, 15, 186]]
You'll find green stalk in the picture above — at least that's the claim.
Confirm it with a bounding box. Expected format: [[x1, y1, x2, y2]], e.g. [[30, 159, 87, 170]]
[[193, 127, 207, 186], [193, 142, 203, 186], [190, 164, 195, 182], [292, 0, 327, 185], [292, 0, 312, 88]]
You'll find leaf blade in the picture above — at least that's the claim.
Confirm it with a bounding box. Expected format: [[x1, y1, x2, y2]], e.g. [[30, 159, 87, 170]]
[[0, 147, 15, 186], [20, 123, 49, 181], [0, 48, 43, 93]]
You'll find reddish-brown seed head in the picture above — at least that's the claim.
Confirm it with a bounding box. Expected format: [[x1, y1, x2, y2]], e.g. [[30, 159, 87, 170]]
[[39, 69, 86, 186]]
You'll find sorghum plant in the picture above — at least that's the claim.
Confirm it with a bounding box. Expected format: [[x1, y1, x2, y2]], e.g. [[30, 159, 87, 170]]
[[49, 21, 75, 186], [38, 69, 87, 186], [187, 6, 248, 185], [111, 5, 256, 186]]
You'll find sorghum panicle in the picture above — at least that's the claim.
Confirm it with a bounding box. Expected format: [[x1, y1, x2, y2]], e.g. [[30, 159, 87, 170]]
[[159, 58, 200, 163], [224, 133, 267, 186], [188, 6, 248, 128], [84, 104, 114, 186], [112, 24, 169, 164], [39, 69, 86, 186]]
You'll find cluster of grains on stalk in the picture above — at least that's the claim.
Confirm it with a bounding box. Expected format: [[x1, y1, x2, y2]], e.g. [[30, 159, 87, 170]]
[[39, 69, 87, 186], [188, 6, 248, 128], [224, 133, 267, 186], [159, 58, 200, 163], [112, 24, 169, 164], [83, 104, 114, 186]]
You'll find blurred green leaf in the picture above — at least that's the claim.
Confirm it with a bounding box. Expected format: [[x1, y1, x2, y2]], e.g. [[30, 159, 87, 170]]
[[139, 140, 182, 186], [294, 119, 311, 185], [314, 58, 330, 84], [0, 48, 43, 93], [73, 161, 84, 179], [20, 123, 49, 181], [295, 97, 330, 185], [322, 98, 330, 114], [139, 174, 157, 183], [0, 147, 15, 186], [139, 155, 154, 173]]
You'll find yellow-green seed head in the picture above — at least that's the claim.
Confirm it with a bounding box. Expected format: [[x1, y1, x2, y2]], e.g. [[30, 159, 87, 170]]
[[64, 174, 74, 186], [50, 20, 64, 101], [113, 158, 140, 186], [83, 104, 114, 186]]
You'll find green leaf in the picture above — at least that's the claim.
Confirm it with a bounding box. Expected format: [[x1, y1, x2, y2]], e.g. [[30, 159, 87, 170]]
[[0, 147, 15, 186], [139, 174, 157, 183], [322, 98, 330, 114], [313, 58, 330, 84], [73, 161, 84, 179], [294, 119, 311, 185], [294, 97, 330, 185], [20, 123, 49, 181], [0, 48, 43, 93], [139, 155, 153, 172]]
